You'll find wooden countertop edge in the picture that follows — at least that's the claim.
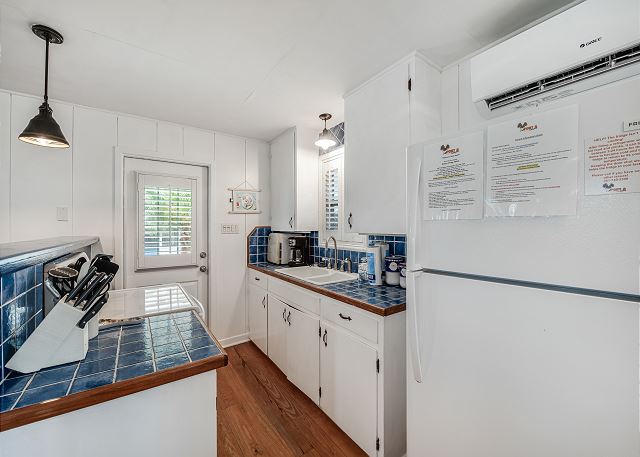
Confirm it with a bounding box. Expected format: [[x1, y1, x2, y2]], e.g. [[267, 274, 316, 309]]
[[1, 310, 228, 433], [248, 264, 406, 317], [0, 353, 227, 432]]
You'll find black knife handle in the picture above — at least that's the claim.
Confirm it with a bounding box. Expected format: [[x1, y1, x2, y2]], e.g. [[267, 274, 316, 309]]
[[74, 272, 105, 306], [65, 266, 97, 302], [77, 293, 109, 329]]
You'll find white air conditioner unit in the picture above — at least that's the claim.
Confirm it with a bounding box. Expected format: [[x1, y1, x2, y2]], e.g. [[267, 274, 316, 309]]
[[471, 0, 640, 117]]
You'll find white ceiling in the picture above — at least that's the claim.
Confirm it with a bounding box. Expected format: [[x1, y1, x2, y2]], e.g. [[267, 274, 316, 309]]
[[0, 0, 575, 141]]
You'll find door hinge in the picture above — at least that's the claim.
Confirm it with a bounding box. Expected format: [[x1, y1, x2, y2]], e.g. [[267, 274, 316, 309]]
[[376, 358, 380, 373], [408, 78, 412, 91], [319, 387, 322, 398], [376, 438, 380, 451]]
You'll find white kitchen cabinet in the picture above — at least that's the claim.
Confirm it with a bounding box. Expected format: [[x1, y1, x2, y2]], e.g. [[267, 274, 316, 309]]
[[270, 127, 318, 232], [248, 283, 268, 355], [286, 305, 320, 404], [320, 323, 378, 456], [262, 273, 406, 456], [344, 52, 441, 234], [267, 295, 288, 372]]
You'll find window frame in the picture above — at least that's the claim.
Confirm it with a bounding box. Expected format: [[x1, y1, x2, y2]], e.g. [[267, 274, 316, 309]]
[[318, 147, 365, 248], [136, 171, 199, 270]]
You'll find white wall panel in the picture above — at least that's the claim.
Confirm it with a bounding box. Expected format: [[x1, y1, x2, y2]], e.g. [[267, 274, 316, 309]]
[[10, 95, 73, 241], [0, 92, 11, 242], [440, 65, 459, 135], [117, 115, 157, 151], [213, 133, 247, 342], [245, 139, 270, 235], [72, 106, 117, 254], [184, 127, 214, 163], [157, 122, 183, 157]]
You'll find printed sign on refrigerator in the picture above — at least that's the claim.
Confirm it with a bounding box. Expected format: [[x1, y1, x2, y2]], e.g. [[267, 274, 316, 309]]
[[485, 105, 579, 217], [423, 130, 484, 220], [585, 130, 640, 195]]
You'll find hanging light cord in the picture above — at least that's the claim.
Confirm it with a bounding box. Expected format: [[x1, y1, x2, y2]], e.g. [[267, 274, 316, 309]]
[[43, 32, 49, 104]]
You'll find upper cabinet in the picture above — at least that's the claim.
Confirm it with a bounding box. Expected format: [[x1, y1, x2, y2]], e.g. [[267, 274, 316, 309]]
[[270, 127, 318, 232], [344, 52, 441, 234]]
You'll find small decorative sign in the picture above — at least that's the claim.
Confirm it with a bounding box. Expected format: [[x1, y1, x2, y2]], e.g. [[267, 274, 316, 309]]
[[228, 181, 261, 214]]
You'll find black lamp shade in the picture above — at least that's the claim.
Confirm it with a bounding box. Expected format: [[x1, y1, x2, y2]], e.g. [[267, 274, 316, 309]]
[[18, 102, 70, 148]]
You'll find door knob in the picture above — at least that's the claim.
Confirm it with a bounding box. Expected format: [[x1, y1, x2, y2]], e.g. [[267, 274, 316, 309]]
[[200, 252, 207, 258], [199, 265, 208, 272]]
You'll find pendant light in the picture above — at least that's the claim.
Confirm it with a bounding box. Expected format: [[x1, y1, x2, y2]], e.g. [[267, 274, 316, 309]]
[[18, 24, 70, 148], [314, 113, 337, 150]]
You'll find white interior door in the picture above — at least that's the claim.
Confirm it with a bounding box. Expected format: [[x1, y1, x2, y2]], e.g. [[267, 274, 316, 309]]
[[123, 157, 209, 306]]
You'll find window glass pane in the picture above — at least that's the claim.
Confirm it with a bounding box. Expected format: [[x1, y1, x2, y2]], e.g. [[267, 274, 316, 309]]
[[324, 167, 339, 231], [143, 185, 193, 256]]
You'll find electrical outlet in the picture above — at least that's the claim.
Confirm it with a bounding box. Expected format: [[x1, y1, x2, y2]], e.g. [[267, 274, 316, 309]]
[[56, 206, 69, 222], [221, 224, 239, 234]]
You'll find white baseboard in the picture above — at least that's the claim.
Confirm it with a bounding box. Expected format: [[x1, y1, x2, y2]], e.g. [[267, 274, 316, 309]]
[[218, 332, 250, 348]]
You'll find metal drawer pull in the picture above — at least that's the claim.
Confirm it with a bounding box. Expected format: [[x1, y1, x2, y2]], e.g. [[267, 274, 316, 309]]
[[339, 313, 352, 321], [262, 296, 266, 308], [254, 277, 260, 281], [348, 213, 353, 229], [283, 308, 287, 322], [287, 311, 291, 326], [322, 329, 328, 347]]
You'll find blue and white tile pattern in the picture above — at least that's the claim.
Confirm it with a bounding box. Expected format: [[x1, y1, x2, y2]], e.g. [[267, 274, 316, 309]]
[[0, 310, 222, 413]]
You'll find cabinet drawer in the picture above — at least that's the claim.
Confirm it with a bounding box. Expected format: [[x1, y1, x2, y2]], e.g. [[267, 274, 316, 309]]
[[248, 269, 269, 290], [269, 278, 320, 315], [321, 298, 378, 345]]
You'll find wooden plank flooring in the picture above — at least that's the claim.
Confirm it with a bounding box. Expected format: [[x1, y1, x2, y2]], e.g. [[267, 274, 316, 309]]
[[218, 342, 367, 457]]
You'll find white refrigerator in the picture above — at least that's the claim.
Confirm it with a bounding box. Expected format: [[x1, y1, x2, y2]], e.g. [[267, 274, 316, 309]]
[[405, 143, 640, 457]]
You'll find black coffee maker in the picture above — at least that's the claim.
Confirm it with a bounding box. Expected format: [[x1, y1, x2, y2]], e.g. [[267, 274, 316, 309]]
[[288, 236, 309, 266]]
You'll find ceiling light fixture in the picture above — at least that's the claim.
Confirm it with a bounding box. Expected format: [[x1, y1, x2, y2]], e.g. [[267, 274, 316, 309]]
[[18, 24, 70, 148], [314, 113, 337, 150]]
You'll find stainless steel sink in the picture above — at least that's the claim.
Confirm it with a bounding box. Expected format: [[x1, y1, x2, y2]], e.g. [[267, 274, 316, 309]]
[[275, 266, 358, 285]]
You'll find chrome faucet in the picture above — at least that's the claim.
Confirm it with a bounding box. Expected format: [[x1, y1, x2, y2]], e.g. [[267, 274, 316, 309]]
[[324, 236, 338, 269]]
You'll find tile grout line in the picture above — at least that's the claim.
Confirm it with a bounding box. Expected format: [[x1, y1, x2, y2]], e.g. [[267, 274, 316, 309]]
[[111, 326, 124, 383], [172, 312, 193, 363], [10, 372, 35, 411], [65, 362, 82, 396]]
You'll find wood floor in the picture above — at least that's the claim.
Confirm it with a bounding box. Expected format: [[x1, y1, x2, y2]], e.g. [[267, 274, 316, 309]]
[[217, 342, 367, 457]]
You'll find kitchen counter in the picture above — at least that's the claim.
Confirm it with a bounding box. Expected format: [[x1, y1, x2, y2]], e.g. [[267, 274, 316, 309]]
[[0, 236, 100, 275], [249, 262, 406, 316], [0, 286, 227, 432]]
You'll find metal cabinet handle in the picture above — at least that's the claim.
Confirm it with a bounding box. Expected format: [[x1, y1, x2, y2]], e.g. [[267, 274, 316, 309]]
[[322, 329, 328, 347], [254, 277, 260, 281], [287, 311, 291, 326], [339, 313, 352, 321], [262, 296, 266, 308], [289, 217, 293, 228], [283, 308, 287, 321], [348, 213, 353, 229]]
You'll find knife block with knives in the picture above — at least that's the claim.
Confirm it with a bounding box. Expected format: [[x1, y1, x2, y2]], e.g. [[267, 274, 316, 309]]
[[6, 257, 119, 374]]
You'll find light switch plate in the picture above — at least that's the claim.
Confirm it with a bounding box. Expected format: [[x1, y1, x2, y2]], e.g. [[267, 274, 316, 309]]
[[221, 224, 239, 234], [56, 207, 69, 222]]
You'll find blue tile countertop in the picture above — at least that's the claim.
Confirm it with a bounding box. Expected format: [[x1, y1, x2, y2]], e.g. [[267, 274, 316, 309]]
[[0, 310, 227, 429], [0, 236, 99, 275], [249, 263, 406, 317]]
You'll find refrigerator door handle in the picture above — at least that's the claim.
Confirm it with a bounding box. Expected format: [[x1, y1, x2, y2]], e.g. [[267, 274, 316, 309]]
[[408, 270, 424, 383], [407, 146, 423, 271]]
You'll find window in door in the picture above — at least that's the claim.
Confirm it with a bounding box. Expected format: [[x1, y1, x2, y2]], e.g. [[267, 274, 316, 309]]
[[319, 148, 364, 246], [136, 172, 198, 270]]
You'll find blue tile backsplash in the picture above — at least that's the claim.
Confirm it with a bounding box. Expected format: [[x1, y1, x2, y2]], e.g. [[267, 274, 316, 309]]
[[1, 264, 43, 383], [247, 227, 406, 273], [248, 226, 271, 264]]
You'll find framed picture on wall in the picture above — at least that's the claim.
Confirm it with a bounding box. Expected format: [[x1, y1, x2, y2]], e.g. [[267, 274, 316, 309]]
[[229, 188, 261, 214]]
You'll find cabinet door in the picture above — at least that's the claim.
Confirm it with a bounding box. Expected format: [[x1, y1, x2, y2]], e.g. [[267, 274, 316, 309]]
[[267, 295, 288, 373], [320, 324, 378, 456], [286, 305, 320, 404], [270, 129, 296, 231], [344, 61, 410, 235], [248, 284, 268, 354]]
